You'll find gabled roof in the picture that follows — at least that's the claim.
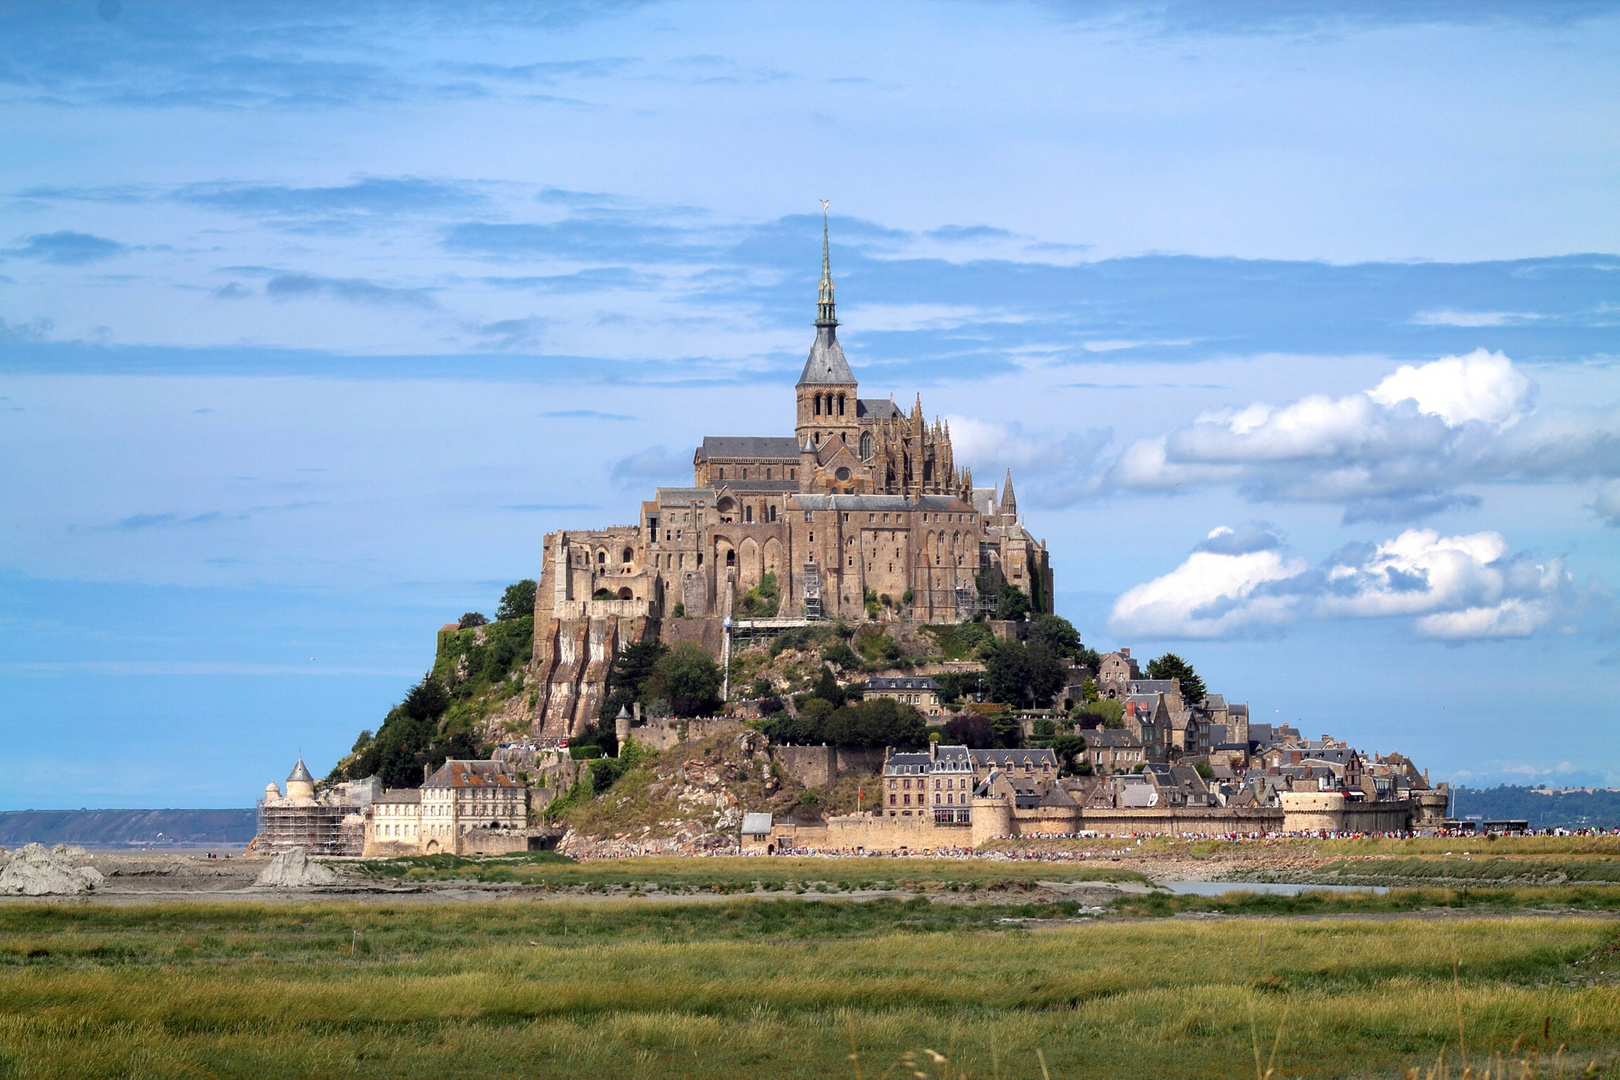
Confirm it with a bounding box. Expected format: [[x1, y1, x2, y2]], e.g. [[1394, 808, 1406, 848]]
[[423, 759, 521, 789], [695, 436, 801, 461], [374, 788, 422, 804], [741, 812, 774, 836], [1087, 729, 1143, 748], [970, 748, 1059, 769], [856, 398, 903, 420]]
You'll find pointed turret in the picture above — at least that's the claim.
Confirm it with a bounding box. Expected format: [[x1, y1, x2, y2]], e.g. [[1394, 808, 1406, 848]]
[[796, 202, 857, 444], [1000, 469, 1017, 522], [816, 203, 836, 329]]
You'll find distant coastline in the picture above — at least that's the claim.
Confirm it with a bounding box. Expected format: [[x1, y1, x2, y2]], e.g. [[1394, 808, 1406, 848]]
[[0, 809, 257, 849], [1451, 786, 1620, 830]]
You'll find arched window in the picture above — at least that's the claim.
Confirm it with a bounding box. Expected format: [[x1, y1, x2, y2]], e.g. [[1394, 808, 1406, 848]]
[[768, 505, 777, 522], [837, 394, 845, 416], [814, 393, 822, 416], [726, 549, 736, 567], [597, 550, 606, 564], [859, 432, 872, 460], [744, 505, 753, 523], [622, 547, 633, 564]]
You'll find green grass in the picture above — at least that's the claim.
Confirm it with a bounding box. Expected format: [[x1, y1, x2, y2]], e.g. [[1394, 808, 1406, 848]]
[[1293, 855, 1620, 886], [1111, 885, 1620, 918], [2, 901, 1619, 1078], [335, 853, 1149, 890]]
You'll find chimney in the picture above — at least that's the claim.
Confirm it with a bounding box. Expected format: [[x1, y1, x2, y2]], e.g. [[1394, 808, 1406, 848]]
[[1120, 647, 1130, 658]]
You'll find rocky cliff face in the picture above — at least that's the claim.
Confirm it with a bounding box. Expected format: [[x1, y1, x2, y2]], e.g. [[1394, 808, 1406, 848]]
[[557, 722, 814, 857]]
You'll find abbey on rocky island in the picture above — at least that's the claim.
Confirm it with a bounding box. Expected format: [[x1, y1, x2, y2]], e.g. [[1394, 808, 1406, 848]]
[[529, 213, 1053, 741]]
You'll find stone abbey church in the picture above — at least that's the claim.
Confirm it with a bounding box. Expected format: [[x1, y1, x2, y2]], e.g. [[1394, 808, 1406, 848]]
[[529, 219, 1053, 741]]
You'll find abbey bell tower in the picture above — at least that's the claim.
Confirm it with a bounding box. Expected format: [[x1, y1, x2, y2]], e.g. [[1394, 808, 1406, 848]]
[[795, 203, 859, 451]]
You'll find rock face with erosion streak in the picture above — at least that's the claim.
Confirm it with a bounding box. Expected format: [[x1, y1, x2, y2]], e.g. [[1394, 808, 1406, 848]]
[[0, 843, 106, 895], [254, 847, 343, 888]]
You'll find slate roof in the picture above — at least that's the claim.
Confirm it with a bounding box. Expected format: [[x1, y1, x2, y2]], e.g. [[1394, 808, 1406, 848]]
[[287, 758, 314, 783], [790, 494, 976, 513], [856, 398, 904, 420], [1127, 679, 1180, 696], [867, 677, 943, 691], [1087, 730, 1143, 748], [970, 748, 1059, 771], [695, 436, 801, 461], [374, 788, 422, 804], [741, 812, 773, 836], [798, 326, 855, 385], [885, 752, 933, 775], [655, 487, 716, 506]]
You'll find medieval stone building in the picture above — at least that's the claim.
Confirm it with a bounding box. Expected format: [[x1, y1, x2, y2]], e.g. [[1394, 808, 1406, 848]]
[[529, 215, 1054, 741]]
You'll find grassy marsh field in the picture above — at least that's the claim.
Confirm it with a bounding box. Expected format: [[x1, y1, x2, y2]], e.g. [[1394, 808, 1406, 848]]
[[337, 852, 1150, 892], [3, 898, 1619, 1079]]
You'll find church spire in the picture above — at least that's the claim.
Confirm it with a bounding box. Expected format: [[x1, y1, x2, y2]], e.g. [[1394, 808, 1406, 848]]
[[816, 199, 836, 328], [1001, 468, 1017, 517]]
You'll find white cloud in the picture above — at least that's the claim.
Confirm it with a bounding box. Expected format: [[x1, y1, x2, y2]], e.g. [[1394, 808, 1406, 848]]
[[1368, 348, 1530, 426], [1109, 530, 1305, 638], [1410, 310, 1539, 328], [1109, 524, 1576, 641], [1106, 350, 1618, 522]]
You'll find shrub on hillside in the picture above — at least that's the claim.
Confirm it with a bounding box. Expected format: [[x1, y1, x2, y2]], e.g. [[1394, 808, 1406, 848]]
[[496, 579, 537, 621]]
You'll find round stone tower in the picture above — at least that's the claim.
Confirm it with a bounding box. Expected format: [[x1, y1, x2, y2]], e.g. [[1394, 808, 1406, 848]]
[[285, 758, 316, 801]]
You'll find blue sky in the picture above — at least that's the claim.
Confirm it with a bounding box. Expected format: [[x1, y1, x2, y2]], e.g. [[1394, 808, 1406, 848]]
[[3, 1, 1618, 808]]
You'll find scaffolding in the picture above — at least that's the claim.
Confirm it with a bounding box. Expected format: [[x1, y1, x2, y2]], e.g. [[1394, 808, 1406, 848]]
[[256, 801, 362, 855]]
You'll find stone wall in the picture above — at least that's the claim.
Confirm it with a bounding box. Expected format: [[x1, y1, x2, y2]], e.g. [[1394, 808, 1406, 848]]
[[661, 616, 725, 658], [627, 717, 739, 753], [769, 744, 886, 789], [825, 812, 960, 852], [1080, 807, 1285, 837]]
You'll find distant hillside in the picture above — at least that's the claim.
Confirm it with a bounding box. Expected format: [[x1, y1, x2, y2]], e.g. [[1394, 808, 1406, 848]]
[[0, 809, 258, 848], [1451, 786, 1620, 830]]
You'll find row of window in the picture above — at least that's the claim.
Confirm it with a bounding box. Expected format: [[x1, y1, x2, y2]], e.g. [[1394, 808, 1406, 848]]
[[888, 793, 969, 806], [889, 777, 968, 790], [714, 466, 797, 481]]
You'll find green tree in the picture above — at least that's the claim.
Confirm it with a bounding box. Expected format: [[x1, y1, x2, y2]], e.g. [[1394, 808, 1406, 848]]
[[1026, 613, 1080, 659], [810, 665, 848, 708], [944, 712, 996, 748], [649, 642, 723, 717], [496, 579, 538, 622], [996, 584, 1030, 621], [402, 674, 449, 721], [598, 639, 669, 725], [1049, 733, 1088, 775], [984, 642, 1066, 709], [458, 611, 488, 629], [1146, 652, 1207, 704]]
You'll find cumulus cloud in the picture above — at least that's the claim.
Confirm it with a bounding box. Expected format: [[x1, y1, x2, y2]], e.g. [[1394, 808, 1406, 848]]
[[1367, 348, 1531, 426], [1107, 349, 1619, 522], [1110, 523, 1578, 641]]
